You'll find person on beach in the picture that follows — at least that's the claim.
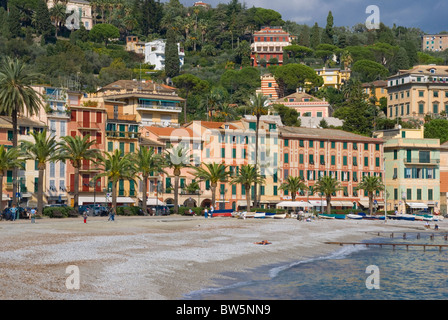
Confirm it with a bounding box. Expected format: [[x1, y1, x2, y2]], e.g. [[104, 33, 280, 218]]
[[83, 212, 87, 223], [108, 207, 115, 221], [30, 208, 36, 223], [10, 205, 17, 221]]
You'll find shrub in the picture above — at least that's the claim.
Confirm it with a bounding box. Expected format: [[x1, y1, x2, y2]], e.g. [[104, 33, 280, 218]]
[[116, 206, 142, 216]]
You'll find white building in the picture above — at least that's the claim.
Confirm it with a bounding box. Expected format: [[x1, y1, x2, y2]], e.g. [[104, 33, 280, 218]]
[[144, 39, 185, 71]]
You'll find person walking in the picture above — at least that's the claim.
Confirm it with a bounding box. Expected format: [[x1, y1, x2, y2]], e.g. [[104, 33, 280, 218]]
[[108, 207, 115, 221], [83, 212, 87, 223], [10, 204, 17, 221]]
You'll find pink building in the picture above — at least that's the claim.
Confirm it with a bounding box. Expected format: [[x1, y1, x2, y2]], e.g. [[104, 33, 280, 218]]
[[271, 90, 331, 117]]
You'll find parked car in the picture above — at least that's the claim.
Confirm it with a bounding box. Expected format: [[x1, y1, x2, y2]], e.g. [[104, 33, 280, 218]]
[[94, 206, 109, 216]]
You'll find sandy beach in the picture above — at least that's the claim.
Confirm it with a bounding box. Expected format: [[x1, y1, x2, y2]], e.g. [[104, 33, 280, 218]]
[[0, 214, 444, 300]]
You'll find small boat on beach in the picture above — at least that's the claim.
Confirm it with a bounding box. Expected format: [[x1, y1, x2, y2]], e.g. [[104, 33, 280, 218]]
[[319, 214, 345, 220], [254, 212, 266, 219], [347, 214, 363, 220], [273, 213, 287, 219]]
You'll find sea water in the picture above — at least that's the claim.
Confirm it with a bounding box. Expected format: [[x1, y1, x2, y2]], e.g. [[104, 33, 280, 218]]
[[185, 232, 448, 300]]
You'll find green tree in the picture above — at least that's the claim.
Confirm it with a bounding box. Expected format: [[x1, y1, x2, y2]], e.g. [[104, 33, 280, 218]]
[[172, 73, 209, 123], [352, 59, 389, 82], [59, 134, 101, 214], [322, 11, 334, 45], [49, 3, 66, 37], [230, 164, 265, 212], [191, 162, 229, 209], [355, 176, 384, 215], [274, 63, 323, 95], [34, 0, 54, 42], [313, 175, 342, 215], [0, 57, 43, 206], [165, 26, 180, 78], [94, 149, 137, 214], [310, 22, 320, 49], [315, 44, 337, 66], [0, 146, 25, 212], [273, 104, 301, 127], [164, 145, 190, 214], [89, 23, 120, 47], [424, 119, 448, 144], [283, 45, 313, 63], [279, 176, 308, 202], [133, 146, 165, 215], [21, 130, 61, 216]]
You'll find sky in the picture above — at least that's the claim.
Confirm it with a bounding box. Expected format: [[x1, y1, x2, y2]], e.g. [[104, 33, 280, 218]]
[[178, 0, 448, 34]]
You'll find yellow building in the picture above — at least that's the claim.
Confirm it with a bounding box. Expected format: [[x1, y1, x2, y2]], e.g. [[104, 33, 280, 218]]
[[362, 80, 388, 105], [314, 67, 351, 89], [386, 65, 448, 122]]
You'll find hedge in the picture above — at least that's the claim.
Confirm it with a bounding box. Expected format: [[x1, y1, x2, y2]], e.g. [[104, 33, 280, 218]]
[[43, 207, 78, 218]]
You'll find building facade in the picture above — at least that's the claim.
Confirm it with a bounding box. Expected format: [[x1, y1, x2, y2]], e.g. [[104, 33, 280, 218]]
[[251, 26, 291, 67], [315, 67, 351, 89], [271, 90, 331, 117], [374, 126, 440, 214], [386, 65, 448, 122], [144, 39, 185, 71], [422, 34, 448, 52]]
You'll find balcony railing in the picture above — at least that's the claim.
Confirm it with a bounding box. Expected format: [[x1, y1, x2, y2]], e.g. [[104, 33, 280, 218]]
[[404, 158, 440, 165], [106, 131, 141, 139], [137, 104, 182, 112]]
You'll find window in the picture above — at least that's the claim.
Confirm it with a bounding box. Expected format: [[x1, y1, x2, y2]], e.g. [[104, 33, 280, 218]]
[[343, 142, 347, 149], [309, 154, 314, 164], [394, 150, 398, 160], [309, 140, 314, 148], [375, 157, 380, 167], [331, 155, 336, 165], [331, 141, 335, 149], [419, 104, 424, 114], [353, 156, 357, 166], [419, 151, 430, 163], [284, 139, 289, 147], [404, 168, 411, 179], [407, 189, 412, 200], [428, 189, 433, 201], [343, 156, 347, 166], [284, 153, 289, 164], [434, 104, 439, 114], [320, 141, 324, 148], [299, 140, 304, 147], [320, 154, 325, 165], [364, 157, 369, 167], [419, 91, 424, 97], [417, 189, 422, 200], [299, 154, 304, 164]]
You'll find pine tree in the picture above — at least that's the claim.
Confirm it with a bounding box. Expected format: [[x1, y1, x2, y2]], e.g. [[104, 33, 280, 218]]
[[8, 5, 22, 38], [165, 27, 180, 78]]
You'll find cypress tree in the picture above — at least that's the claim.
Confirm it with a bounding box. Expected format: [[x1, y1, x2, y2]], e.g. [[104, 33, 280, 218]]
[[322, 11, 334, 44], [34, 0, 54, 42], [310, 22, 320, 49], [165, 27, 180, 78], [8, 5, 22, 37]]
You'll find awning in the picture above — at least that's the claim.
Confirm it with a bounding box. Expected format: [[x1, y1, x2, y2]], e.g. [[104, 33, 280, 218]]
[[358, 200, 369, 207], [236, 200, 253, 206], [79, 196, 136, 205], [2, 194, 10, 201], [309, 200, 327, 207], [406, 202, 428, 209], [140, 198, 166, 206], [276, 201, 312, 208], [332, 201, 355, 207]]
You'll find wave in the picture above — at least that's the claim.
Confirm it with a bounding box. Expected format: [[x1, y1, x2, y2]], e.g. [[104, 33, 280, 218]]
[[268, 244, 369, 278]]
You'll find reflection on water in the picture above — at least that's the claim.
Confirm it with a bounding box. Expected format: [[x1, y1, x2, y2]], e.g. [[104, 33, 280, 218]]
[[186, 233, 448, 300]]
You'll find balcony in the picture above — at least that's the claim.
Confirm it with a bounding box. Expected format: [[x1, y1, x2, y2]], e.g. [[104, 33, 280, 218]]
[[404, 158, 440, 165], [106, 131, 141, 140], [136, 103, 182, 113]]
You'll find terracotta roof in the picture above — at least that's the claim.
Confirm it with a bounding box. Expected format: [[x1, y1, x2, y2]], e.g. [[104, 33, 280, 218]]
[[0, 116, 46, 129], [280, 126, 382, 142], [394, 65, 448, 77], [362, 80, 388, 88], [99, 80, 177, 93], [145, 126, 194, 138], [274, 91, 325, 103]]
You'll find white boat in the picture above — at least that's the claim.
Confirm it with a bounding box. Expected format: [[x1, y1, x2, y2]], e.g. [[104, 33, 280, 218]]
[[347, 214, 363, 220], [273, 213, 287, 219], [254, 212, 266, 219]]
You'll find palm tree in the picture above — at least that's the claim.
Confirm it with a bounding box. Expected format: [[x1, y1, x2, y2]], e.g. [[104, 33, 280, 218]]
[[49, 3, 66, 37], [279, 176, 308, 202], [21, 130, 61, 216], [133, 147, 165, 215], [191, 162, 229, 209], [0, 57, 43, 206], [164, 145, 191, 214], [247, 93, 269, 208], [94, 149, 137, 213], [313, 175, 343, 215], [0, 146, 25, 212], [356, 175, 385, 215], [59, 134, 101, 214], [230, 164, 265, 213]]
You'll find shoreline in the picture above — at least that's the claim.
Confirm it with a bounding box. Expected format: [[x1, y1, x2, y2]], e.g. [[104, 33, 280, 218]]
[[0, 215, 442, 300]]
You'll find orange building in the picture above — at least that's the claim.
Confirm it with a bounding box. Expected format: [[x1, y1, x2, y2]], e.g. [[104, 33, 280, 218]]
[[256, 73, 283, 99]]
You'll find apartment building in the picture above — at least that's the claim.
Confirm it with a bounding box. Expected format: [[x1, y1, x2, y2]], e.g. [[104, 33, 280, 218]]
[[362, 80, 388, 105], [144, 39, 185, 71], [373, 126, 440, 214], [422, 34, 448, 52], [386, 65, 448, 121], [0, 116, 46, 208], [280, 126, 384, 211], [251, 26, 291, 67]]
